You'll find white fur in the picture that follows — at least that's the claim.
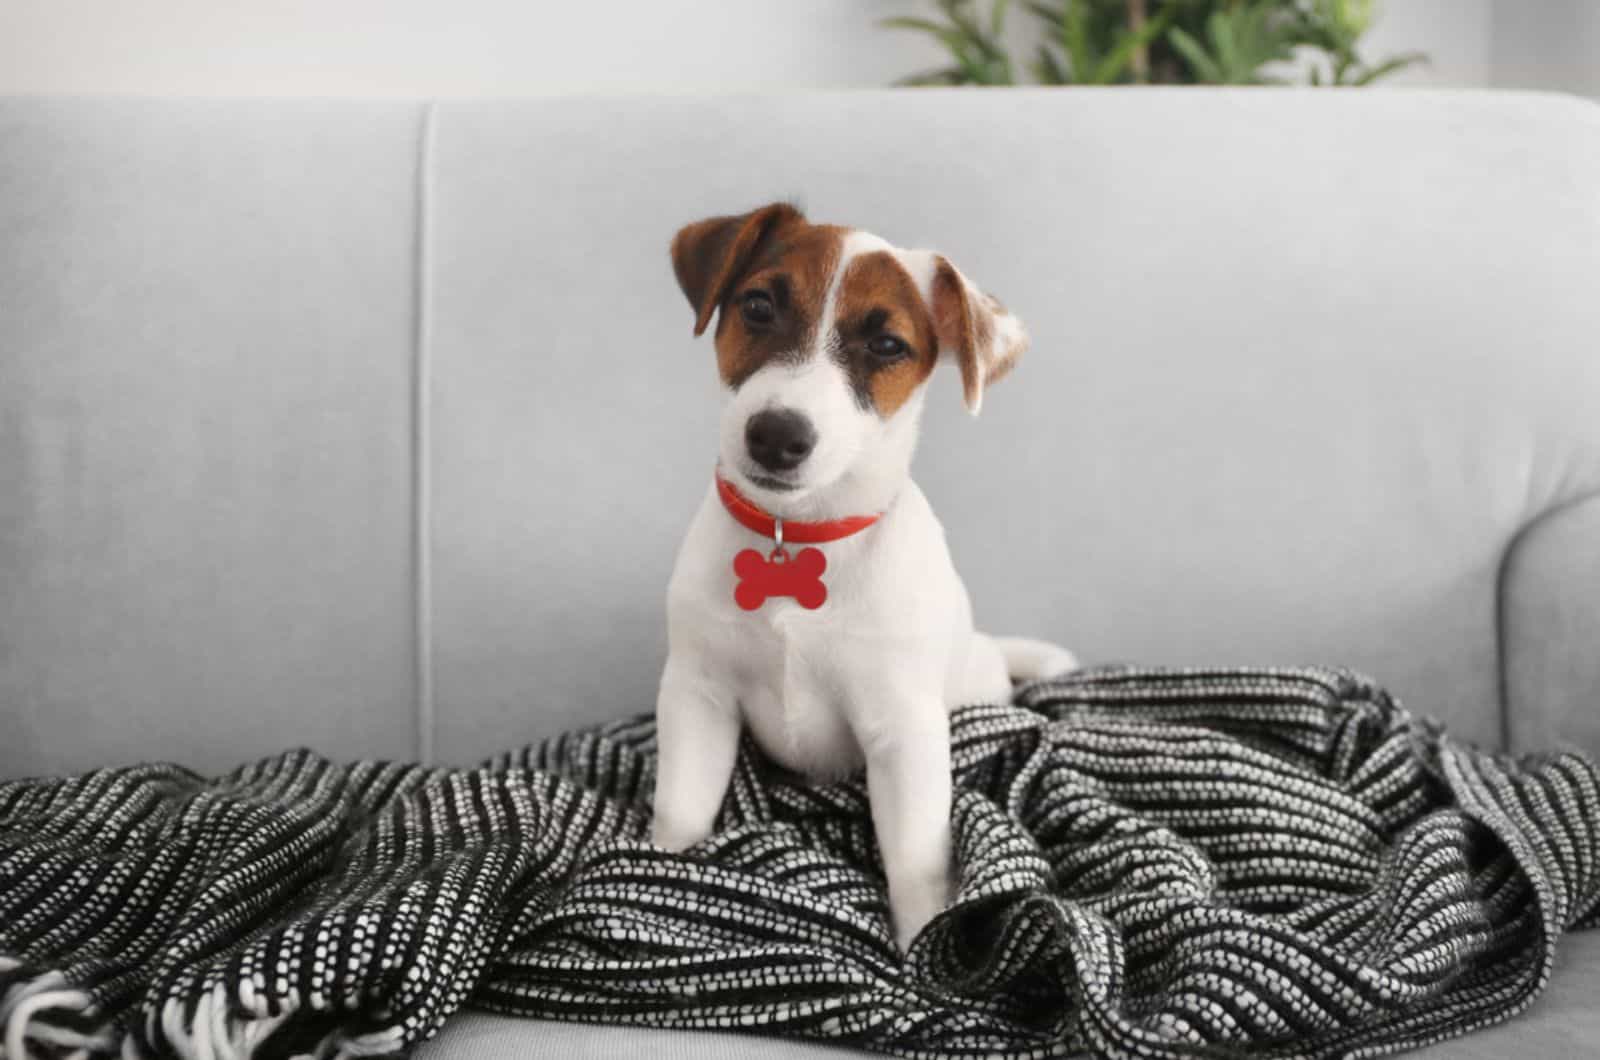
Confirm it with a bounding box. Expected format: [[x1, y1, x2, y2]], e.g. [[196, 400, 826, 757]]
[[654, 230, 1077, 953]]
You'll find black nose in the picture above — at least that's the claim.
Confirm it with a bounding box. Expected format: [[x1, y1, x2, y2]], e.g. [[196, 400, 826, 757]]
[[745, 408, 817, 473]]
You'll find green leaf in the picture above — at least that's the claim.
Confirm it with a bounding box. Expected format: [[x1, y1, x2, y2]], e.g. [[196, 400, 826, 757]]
[[879, 16, 951, 33], [954, 48, 988, 82], [1060, 0, 1092, 76], [943, 1, 989, 48], [1168, 25, 1223, 83], [894, 67, 970, 86], [931, 0, 1009, 61], [879, 16, 969, 51], [1351, 50, 1427, 85], [990, 0, 1011, 38], [881, 12, 996, 78], [1209, 10, 1240, 80], [1035, 43, 1072, 84], [1089, 9, 1173, 84], [882, 0, 1416, 89]]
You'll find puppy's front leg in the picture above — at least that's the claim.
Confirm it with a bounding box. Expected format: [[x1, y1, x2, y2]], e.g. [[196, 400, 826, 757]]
[[652, 657, 740, 851], [864, 710, 954, 954]]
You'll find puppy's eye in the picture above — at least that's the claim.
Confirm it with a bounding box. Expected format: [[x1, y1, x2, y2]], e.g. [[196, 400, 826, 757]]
[[867, 335, 908, 361], [740, 291, 776, 326]]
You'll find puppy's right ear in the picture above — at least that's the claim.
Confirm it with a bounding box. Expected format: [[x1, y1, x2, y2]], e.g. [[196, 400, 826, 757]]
[[671, 203, 802, 337]]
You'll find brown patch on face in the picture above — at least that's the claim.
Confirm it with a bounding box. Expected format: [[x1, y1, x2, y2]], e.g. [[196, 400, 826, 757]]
[[669, 204, 853, 388], [671, 203, 803, 337], [831, 251, 939, 418], [710, 222, 847, 389]]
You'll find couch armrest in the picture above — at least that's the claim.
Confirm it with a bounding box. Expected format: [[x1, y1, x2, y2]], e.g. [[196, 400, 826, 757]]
[[1502, 492, 1600, 756]]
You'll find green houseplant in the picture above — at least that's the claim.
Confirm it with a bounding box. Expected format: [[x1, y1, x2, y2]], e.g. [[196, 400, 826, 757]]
[[885, 0, 1426, 86]]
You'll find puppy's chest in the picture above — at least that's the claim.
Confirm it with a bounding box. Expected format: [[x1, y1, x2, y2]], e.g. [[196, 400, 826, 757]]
[[667, 487, 958, 776], [708, 600, 865, 776]]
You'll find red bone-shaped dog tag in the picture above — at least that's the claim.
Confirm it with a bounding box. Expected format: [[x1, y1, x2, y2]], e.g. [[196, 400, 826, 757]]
[[733, 547, 827, 610]]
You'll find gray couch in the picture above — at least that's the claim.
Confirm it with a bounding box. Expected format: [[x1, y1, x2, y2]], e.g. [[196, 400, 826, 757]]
[[2, 90, 1597, 1057]]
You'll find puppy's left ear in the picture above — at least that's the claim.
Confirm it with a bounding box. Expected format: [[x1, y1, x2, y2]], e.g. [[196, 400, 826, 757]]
[[671, 202, 803, 337], [930, 257, 1028, 415]]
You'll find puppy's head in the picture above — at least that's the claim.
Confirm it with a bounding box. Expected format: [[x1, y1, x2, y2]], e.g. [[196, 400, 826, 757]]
[[671, 202, 1027, 505]]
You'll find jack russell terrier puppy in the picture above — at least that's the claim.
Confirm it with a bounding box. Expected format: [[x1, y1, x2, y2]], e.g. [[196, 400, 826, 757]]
[[651, 202, 1077, 952]]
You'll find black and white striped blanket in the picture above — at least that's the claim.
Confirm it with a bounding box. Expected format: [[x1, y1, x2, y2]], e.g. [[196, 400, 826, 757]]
[[3, 668, 1598, 1059]]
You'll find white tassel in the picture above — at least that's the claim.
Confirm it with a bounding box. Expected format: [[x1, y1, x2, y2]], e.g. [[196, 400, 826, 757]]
[[185, 979, 293, 1060], [0, 969, 386, 1060], [0, 969, 68, 1025], [237, 1011, 287, 1056], [5, 987, 96, 1059], [189, 990, 219, 1060], [210, 982, 252, 1060], [0, 960, 116, 1059], [160, 996, 202, 1060], [334, 1025, 406, 1057]]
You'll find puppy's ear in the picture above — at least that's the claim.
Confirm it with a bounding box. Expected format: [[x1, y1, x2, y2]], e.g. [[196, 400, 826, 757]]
[[930, 257, 1028, 415], [671, 202, 803, 337]]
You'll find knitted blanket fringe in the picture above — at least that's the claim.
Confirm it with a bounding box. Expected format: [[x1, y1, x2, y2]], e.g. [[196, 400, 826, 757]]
[[2, 667, 1598, 1060]]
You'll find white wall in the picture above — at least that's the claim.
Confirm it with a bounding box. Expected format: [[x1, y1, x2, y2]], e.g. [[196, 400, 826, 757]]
[[1363, 0, 1493, 87], [1586, 3, 1600, 97], [0, 0, 1592, 98], [1491, 0, 1600, 97], [0, 0, 938, 97]]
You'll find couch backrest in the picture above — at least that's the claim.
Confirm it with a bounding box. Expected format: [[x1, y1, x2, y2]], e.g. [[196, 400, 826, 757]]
[[3, 90, 1598, 776]]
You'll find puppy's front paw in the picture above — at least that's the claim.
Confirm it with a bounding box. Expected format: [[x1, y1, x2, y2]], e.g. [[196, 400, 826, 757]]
[[889, 871, 953, 954], [652, 814, 709, 852]]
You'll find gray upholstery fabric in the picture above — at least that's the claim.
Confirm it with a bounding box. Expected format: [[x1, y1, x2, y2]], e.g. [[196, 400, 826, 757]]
[[0, 99, 423, 773], [426, 91, 1600, 761], [419, 1015, 872, 1060], [417, 931, 1600, 1059], [1408, 930, 1600, 1057], [1503, 493, 1600, 754], [2, 89, 1598, 773]]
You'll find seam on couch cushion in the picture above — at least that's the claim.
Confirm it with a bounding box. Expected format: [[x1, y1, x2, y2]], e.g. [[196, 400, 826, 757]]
[[413, 101, 440, 765]]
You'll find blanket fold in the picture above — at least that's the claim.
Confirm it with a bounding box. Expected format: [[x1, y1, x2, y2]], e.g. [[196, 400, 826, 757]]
[[2, 667, 1597, 1059]]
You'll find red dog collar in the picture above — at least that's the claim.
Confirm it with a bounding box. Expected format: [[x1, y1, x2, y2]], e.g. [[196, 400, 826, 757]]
[[714, 473, 881, 545], [714, 473, 881, 611]]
